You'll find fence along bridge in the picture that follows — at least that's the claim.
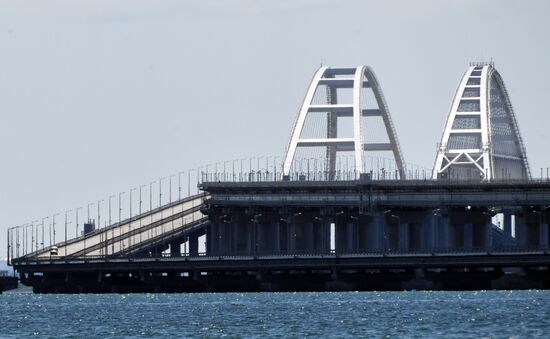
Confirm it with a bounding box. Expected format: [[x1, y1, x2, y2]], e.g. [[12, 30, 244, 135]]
[[8, 63, 550, 292], [11, 194, 208, 261]]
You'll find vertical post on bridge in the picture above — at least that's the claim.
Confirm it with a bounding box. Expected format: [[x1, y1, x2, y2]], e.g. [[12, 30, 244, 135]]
[[75, 207, 82, 240], [41, 216, 48, 250], [139, 184, 146, 245], [31, 221, 35, 253], [64, 210, 72, 257], [240, 158, 245, 182], [97, 200, 102, 230], [464, 223, 473, 251], [16, 226, 19, 259], [129, 188, 135, 250], [7, 227, 10, 266], [159, 177, 165, 207], [23, 223, 26, 255], [117, 192, 125, 255], [159, 177, 165, 238], [178, 171, 184, 201], [149, 180, 156, 243], [85, 203, 93, 255], [52, 213, 59, 247], [108, 195, 115, 229], [224, 160, 229, 181], [169, 174, 175, 204], [196, 167, 202, 192], [27, 223, 31, 254], [34, 220, 39, 252], [188, 169, 194, 197], [97, 200, 103, 254]]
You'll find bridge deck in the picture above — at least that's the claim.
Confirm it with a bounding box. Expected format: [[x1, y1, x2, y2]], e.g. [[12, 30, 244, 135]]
[[21, 194, 208, 259]]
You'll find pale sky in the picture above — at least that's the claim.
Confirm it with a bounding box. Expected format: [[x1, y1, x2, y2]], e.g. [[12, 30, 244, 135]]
[[1, 0, 550, 258]]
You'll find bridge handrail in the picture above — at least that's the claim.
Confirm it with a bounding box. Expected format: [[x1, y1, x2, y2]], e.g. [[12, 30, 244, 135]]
[[12, 245, 550, 265], [17, 193, 208, 260]]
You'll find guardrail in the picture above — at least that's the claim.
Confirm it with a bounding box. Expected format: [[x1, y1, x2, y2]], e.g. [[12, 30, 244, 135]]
[[8, 193, 208, 264], [11, 245, 550, 265]]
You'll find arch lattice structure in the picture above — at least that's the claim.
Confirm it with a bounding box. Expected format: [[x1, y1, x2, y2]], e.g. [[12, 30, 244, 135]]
[[282, 66, 405, 179], [433, 62, 531, 181]]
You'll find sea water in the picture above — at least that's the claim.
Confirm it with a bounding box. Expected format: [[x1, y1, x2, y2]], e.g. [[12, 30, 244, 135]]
[[1, 290, 550, 337]]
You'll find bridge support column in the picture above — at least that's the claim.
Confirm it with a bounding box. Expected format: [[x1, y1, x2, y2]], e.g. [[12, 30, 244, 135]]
[[540, 223, 548, 250], [232, 222, 240, 254], [251, 220, 257, 256], [346, 222, 355, 253], [335, 220, 356, 253], [287, 222, 296, 254], [218, 223, 232, 255], [208, 223, 219, 255], [464, 223, 473, 251], [304, 222, 315, 252], [398, 223, 409, 251], [234, 215, 251, 255], [368, 213, 384, 251], [356, 218, 368, 251], [189, 233, 199, 256], [313, 222, 326, 253], [515, 214, 526, 248], [503, 210, 512, 245], [274, 222, 281, 254], [335, 222, 344, 253], [485, 217, 493, 251], [325, 222, 331, 253], [256, 222, 266, 255], [256, 220, 280, 255], [170, 241, 181, 257], [422, 213, 434, 250], [439, 215, 450, 249]]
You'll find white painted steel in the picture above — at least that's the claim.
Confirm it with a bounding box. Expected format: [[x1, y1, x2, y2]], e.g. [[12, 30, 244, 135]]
[[432, 63, 531, 181], [282, 66, 405, 178], [352, 67, 365, 173], [283, 67, 328, 174]]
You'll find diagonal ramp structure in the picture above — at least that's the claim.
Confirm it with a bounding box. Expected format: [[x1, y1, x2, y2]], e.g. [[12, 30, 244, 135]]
[[19, 194, 208, 259], [433, 62, 531, 181]]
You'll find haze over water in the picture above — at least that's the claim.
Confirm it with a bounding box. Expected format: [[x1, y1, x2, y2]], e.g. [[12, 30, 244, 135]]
[[1, 290, 550, 337]]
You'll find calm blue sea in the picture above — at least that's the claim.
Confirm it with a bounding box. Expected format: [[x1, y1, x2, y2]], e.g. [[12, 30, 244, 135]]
[[1, 290, 550, 338]]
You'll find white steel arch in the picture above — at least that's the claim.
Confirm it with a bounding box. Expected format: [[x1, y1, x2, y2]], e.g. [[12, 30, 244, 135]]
[[432, 62, 531, 181], [282, 66, 405, 178]]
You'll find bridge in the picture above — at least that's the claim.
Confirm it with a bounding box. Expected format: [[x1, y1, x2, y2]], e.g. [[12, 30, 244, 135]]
[[8, 63, 550, 292]]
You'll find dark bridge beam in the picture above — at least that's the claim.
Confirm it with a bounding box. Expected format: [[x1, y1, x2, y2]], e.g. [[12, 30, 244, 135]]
[[201, 181, 550, 256]]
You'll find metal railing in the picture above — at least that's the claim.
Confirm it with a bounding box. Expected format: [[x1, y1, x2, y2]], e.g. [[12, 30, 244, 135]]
[[11, 245, 550, 266], [7, 193, 208, 265]]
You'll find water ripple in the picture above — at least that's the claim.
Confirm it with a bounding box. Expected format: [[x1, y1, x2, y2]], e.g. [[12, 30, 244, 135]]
[[1, 290, 550, 337]]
